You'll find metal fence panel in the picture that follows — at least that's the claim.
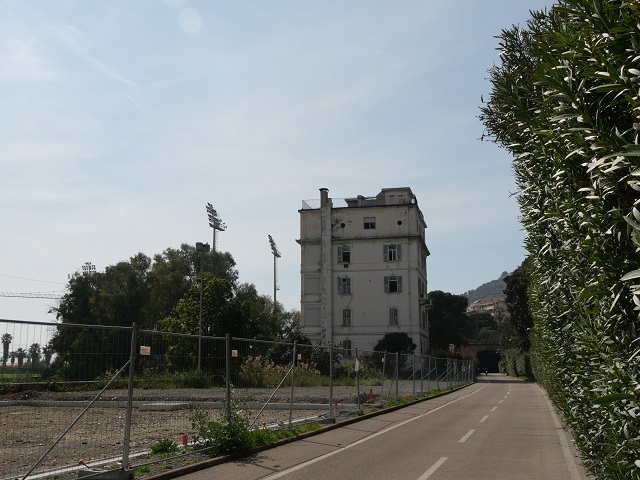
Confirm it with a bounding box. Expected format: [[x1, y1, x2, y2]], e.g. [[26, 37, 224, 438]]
[[1, 319, 475, 479]]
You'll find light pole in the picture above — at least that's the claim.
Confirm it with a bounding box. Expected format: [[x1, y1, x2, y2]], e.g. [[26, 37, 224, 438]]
[[196, 241, 210, 371], [268, 235, 281, 316], [206, 203, 226, 252]]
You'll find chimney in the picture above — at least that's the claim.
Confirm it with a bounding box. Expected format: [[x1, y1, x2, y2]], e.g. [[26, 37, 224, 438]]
[[320, 188, 329, 207]]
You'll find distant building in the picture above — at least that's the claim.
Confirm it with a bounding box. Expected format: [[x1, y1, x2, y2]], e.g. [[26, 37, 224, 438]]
[[468, 297, 508, 320], [297, 188, 431, 356]]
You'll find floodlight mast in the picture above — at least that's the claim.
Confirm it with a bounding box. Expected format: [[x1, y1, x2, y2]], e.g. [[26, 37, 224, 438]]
[[206, 203, 226, 252], [268, 235, 281, 315], [195, 241, 211, 371]]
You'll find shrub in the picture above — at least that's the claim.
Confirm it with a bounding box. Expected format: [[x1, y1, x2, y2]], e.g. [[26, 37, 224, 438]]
[[190, 401, 254, 456], [151, 437, 179, 454]]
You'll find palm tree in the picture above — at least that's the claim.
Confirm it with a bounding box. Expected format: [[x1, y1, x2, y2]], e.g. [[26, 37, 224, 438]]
[[16, 348, 26, 369], [1, 333, 12, 369], [42, 343, 54, 368], [28, 343, 41, 371]]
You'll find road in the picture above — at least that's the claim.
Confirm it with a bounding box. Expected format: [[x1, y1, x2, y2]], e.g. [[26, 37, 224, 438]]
[[174, 375, 592, 480]]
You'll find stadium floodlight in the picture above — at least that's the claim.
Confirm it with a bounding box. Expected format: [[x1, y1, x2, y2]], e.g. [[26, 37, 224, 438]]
[[82, 262, 96, 275], [268, 235, 281, 315], [206, 203, 226, 252]]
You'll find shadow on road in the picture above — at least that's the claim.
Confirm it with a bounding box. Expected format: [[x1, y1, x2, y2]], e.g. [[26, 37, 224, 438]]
[[476, 374, 532, 384]]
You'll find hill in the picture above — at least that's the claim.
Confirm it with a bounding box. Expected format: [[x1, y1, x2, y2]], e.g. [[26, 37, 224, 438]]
[[462, 272, 509, 305]]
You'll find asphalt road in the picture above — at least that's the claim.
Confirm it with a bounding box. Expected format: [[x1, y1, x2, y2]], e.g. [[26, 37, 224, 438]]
[[174, 374, 592, 480]]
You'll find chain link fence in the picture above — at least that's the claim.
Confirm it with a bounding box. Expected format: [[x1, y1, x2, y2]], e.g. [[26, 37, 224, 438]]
[[1, 319, 475, 480]]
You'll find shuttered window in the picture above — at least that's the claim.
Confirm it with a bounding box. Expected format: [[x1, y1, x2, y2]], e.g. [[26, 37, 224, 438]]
[[384, 244, 401, 262], [337, 245, 351, 263], [338, 277, 352, 294], [384, 276, 402, 293]]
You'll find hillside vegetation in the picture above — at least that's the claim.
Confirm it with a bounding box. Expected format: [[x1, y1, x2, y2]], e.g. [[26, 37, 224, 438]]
[[462, 272, 508, 304]]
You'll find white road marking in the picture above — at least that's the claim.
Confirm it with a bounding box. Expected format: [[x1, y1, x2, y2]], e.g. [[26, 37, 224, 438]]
[[498, 400, 504, 404], [542, 388, 583, 479], [491, 406, 498, 412], [418, 457, 448, 480], [459, 429, 475, 443], [479, 415, 489, 423], [262, 384, 488, 479]]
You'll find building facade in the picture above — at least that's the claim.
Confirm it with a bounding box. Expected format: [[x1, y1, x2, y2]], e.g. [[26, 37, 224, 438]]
[[298, 187, 430, 356], [468, 297, 509, 321]]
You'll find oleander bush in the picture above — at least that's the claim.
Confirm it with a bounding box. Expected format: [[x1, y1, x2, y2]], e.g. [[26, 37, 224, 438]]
[[481, 1, 640, 478]]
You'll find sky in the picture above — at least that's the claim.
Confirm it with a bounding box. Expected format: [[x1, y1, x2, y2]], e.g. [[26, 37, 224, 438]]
[[0, 0, 556, 323]]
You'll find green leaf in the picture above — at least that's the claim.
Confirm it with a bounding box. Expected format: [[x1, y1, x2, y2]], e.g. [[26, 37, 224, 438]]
[[621, 270, 640, 281], [593, 393, 636, 405]]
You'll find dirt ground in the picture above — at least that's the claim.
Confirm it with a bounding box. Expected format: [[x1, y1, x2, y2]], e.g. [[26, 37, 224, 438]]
[[1, 389, 348, 480]]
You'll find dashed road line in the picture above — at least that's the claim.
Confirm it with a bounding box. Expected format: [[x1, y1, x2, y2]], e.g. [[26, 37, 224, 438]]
[[479, 415, 489, 423], [491, 406, 498, 412], [459, 429, 475, 443], [418, 457, 448, 480], [262, 384, 488, 479]]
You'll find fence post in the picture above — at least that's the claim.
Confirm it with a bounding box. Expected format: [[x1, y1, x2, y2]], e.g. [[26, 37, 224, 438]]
[[420, 354, 424, 395], [412, 353, 416, 396], [226, 334, 231, 413], [122, 323, 137, 472], [289, 341, 297, 429], [329, 342, 334, 418], [395, 351, 399, 400], [356, 348, 361, 411], [381, 351, 387, 405]]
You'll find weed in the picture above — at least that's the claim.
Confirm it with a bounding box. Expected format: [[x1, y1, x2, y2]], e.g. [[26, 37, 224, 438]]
[[150, 437, 179, 455]]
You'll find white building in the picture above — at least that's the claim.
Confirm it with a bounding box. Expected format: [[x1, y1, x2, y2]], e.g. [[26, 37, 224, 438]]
[[298, 187, 430, 356]]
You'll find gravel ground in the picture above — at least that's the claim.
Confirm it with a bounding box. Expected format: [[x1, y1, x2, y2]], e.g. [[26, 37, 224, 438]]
[[1, 388, 368, 480]]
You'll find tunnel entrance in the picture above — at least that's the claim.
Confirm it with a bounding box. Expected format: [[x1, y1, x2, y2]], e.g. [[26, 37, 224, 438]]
[[477, 349, 501, 373]]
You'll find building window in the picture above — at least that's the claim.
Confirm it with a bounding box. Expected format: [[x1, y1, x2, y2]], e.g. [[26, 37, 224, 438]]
[[421, 310, 428, 330], [342, 339, 352, 358], [363, 216, 376, 229], [337, 245, 351, 263], [338, 276, 352, 294], [384, 275, 402, 293], [384, 244, 401, 262], [389, 307, 399, 325], [418, 278, 426, 298], [342, 308, 352, 326]]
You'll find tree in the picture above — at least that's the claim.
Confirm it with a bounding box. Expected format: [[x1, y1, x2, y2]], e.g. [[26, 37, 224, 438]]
[[427, 291, 472, 352], [148, 244, 238, 324], [1, 333, 11, 369], [372, 332, 416, 355], [51, 245, 241, 378], [16, 348, 26, 369], [502, 258, 533, 352], [372, 332, 416, 375], [42, 342, 54, 368], [480, 2, 640, 476], [28, 343, 41, 371], [467, 312, 497, 338]]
